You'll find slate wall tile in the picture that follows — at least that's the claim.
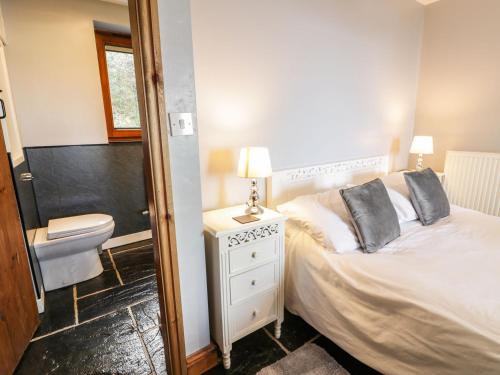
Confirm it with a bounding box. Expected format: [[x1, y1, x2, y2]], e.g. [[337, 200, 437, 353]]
[[25, 143, 150, 237]]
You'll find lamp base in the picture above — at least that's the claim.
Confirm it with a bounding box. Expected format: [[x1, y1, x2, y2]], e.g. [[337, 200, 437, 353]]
[[245, 204, 264, 215], [416, 153, 424, 171], [245, 178, 264, 215]]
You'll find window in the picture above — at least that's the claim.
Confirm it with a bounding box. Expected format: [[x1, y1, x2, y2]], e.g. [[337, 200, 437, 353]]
[[95, 31, 141, 141]]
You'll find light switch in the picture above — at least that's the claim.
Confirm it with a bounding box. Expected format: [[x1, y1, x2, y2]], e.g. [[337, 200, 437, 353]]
[[168, 113, 194, 136]]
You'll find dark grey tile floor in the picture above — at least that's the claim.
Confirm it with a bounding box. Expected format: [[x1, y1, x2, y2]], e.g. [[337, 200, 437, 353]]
[[206, 310, 380, 375], [16, 239, 378, 375], [15, 240, 165, 375]]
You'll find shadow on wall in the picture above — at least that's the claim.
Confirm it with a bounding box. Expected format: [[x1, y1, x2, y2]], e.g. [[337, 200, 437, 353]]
[[207, 149, 236, 209], [25, 143, 150, 237], [390, 138, 401, 172]]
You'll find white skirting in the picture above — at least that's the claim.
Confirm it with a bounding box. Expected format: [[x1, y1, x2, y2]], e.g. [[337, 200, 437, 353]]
[[36, 287, 45, 314], [102, 229, 152, 250]]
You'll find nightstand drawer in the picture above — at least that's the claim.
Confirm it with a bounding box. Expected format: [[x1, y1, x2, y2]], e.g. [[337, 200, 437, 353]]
[[229, 238, 276, 274], [230, 262, 276, 304], [229, 289, 276, 341]]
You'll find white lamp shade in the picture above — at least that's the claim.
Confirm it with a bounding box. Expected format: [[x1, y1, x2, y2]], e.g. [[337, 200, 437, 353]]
[[237, 147, 272, 178], [410, 136, 434, 155]]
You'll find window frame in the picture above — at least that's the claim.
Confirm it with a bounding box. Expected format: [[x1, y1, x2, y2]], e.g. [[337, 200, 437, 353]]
[[95, 31, 141, 142]]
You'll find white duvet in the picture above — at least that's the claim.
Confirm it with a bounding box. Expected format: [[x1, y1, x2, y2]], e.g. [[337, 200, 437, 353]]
[[285, 206, 500, 375]]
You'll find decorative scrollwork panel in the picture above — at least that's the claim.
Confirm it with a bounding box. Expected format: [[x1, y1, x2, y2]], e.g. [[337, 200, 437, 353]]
[[227, 224, 279, 247]]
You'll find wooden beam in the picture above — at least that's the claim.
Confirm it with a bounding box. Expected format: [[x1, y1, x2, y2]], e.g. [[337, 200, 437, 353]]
[[128, 0, 187, 374], [187, 343, 219, 375]]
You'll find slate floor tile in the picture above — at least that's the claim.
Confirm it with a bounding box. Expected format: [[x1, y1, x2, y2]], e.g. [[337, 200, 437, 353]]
[[206, 329, 286, 375], [76, 269, 120, 297], [100, 251, 113, 271], [131, 297, 160, 333], [110, 239, 153, 254], [78, 276, 158, 323], [113, 246, 155, 284], [313, 335, 381, 375], [17, 240, 165, 375], [142, 327, 167, 375], [265, 309, 319, 351], [15, 310, 153, 375], [34, 286, 74, 338]]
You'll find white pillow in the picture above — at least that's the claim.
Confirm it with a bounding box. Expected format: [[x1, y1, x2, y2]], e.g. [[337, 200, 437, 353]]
[[277, 189, 360, 253], [380, 173, 418, 223]]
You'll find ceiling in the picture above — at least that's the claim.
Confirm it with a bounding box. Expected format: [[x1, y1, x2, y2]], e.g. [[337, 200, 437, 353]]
[[100, 0, 441, 8], [415, 0, 441, 5], [99, 0, 127, 6]]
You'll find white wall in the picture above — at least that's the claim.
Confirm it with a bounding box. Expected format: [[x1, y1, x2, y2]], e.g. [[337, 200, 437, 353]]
[[2, 0, 129, 147], [0, 1, 23, 166], [413, 0, 500, 170], [0, 45, 24, 166], [191, 0, 425, 210], [158, 0, 211, 357]]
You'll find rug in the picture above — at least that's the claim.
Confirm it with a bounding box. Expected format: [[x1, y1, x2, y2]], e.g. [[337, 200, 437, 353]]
[[256, 343, 350, 375]]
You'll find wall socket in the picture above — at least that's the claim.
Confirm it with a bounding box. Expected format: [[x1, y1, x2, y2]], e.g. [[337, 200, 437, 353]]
[[168, 113, 194, 136]]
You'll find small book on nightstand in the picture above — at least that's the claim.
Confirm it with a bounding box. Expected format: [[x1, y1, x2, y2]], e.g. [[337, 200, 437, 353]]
[[232, 214, 260, 224]]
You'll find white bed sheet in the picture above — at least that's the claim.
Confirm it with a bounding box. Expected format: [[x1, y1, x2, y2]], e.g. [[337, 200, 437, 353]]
[[285, 206, 500, 375]]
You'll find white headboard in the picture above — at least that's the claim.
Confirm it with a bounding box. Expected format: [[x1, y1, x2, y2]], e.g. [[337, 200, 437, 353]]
[[266, 155, 389, 208]]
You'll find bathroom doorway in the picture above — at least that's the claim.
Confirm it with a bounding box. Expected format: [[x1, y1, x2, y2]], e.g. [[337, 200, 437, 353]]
[[0, 0, 185, 374]]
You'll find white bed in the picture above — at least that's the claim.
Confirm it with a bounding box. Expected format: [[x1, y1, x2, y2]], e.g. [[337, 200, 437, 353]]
[[267, 156, 500, 375]]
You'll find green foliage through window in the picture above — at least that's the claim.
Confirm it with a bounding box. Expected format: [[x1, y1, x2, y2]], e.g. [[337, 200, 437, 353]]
[[105, 48, 140, 129]]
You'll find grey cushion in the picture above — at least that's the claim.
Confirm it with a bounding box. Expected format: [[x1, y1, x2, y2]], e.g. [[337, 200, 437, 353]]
[[404, 168, 450, 226], [340, 179, 400, 253]]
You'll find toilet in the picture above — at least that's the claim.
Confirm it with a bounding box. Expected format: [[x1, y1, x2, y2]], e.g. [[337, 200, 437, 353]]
[[34, 213, 115, 291]]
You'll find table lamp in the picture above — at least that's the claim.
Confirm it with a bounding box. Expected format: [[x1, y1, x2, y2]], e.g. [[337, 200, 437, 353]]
[[410, 136, 434, 171], [237, 147, 272, 214]]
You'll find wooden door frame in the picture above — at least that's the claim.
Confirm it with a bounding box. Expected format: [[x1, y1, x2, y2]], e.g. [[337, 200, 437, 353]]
[[128, 1, 187, 374]]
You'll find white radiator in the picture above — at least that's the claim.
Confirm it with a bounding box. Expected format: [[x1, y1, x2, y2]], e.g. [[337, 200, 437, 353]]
[[444, 151, 500, 216]]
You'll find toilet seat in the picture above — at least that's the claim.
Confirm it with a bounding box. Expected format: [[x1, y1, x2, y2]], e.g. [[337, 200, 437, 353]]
[[47, 213, 113, 240], [34, 220, 115, 254]]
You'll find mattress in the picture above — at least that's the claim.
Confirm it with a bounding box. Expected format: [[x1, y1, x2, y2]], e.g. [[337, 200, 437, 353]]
[[285, 206, 500, 375]]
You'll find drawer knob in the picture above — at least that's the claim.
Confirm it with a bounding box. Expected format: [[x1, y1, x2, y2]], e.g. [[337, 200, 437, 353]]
[[251, 280, 256, 286], [252, 310, 257, 318], [251, 252, 257, 259]]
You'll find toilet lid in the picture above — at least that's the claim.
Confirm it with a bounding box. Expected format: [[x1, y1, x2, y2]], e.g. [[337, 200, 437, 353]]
[[47, 214, 114, 240]]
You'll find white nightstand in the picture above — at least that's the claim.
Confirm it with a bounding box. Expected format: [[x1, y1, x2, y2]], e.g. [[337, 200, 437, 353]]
[[203, 205, 286, 369]]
